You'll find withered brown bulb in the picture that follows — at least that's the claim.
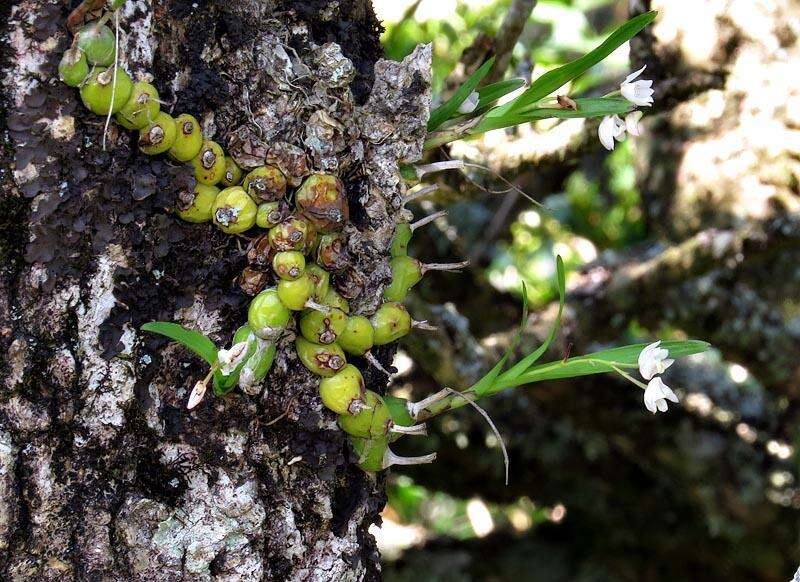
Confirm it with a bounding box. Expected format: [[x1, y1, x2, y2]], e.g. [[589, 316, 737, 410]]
[[295, 173, 348, 233], [247, 234, 277, 269], [238, 267, 270, 296], [243, 165, 287, 203], [316, 233, 349, 272]]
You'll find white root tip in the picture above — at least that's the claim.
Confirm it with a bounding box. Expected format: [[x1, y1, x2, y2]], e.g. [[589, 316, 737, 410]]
[[414, 160, 465, 178], [404, 184, 439, 205], [383, 449, 438, 468], [411, 320, 438, 332], [390, 423, 428, 436], [305, 299, 332, 314], [410, 209, 448, 231], [365, 351, 392, 376], [421, 260, 470, 274]]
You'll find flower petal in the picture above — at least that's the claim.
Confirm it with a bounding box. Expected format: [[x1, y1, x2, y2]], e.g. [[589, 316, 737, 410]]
[[625, 111, 643, 136], [624, 65, 647, 84], [598, 116, 618, 151], [644, 393, 657, 413], [458, 91, 480, 114], [662, 385, 680, 403]]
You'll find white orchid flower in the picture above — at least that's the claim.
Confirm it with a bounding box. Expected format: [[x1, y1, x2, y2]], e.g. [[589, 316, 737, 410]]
[[638, 340, 675, 380], [620, 65, 654, 107], [643, 376, 679, 414], [217, 341, 250, 376], [624, 111, 643, 136], [598, 114, 626, 150], [458, 90, 480, 114]]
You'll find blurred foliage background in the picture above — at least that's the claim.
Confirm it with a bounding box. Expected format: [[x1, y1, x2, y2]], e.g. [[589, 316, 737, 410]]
[[370, 0, 800, 580]]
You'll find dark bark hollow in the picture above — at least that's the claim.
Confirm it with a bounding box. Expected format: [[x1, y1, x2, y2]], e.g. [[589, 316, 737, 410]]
[[1, 0, 431, 579]]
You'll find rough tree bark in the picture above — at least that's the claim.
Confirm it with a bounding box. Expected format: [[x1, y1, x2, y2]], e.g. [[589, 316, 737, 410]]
[[1, 1, 430, 579]]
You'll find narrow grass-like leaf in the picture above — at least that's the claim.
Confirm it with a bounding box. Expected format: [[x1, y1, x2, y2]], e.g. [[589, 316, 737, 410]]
[[474, 97, 633, 133], [142, 322, 248, 399], [499, 11, 657, 112], [141, 322, 218, 365], [496, 255, 566, 387], [470, 281, 530, 397], [428, 57, 495, 131], [476, 78, 526, 110], [495, 340, 710, 388]]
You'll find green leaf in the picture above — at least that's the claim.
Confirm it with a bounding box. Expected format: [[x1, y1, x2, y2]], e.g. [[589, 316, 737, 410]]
[[476, 77, 526, 110], [428, 57, 495, 131], [474, 97, 633, 133], [141, 322, 218, 365], [142, 321, 242, 398], [470, 281, 530, 397], [502, 11, 657, 112], [496, 255, 566, 387], [498, 340, 710, 388]]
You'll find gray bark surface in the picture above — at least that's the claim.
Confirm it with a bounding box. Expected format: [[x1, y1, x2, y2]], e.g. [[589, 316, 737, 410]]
[[0, 1, 430, 579]]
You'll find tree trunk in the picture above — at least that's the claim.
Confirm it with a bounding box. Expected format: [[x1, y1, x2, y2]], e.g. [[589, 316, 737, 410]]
[[1, 1, 430, 579]]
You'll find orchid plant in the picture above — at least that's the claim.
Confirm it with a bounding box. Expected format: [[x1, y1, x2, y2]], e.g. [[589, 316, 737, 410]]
[[138, 9, 711, 474]]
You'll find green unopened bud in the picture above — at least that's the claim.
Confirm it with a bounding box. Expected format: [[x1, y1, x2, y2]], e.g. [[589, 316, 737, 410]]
[[316, 233, 349, 271], [256, 201, 288, 229], [306, 264, 330, 302], [295, 337, 346, 377], [318, 364, 366, 415], [300, 307, 347, 344], [116, 81, 160, 130], [192, 140, 226, 185], [59, 48, 89, 87], [338, 315, 374, 356], [389, 209, 448, 258], [212, 186, 257, 234], [138, 112, 177, 155], [220, 156, 243, 187], [349, 436, 389, 472], [383, 256, 421, 302], [268, 217, 311, 252], [176, 183, 219, 223], [390, 223, 412, 257], [277, 273, 315, 310], [233, 324, 254, 346], [350, 435, 437, 471], [248, 288, 291, 340], [272, 251, 305, 281], [383, 256, 468, 302], [371, 302, 411, 345], [338, 390, 392, 438], [239, 339, 277, 394], [322, 289, 350, 313], [243, 165, 287, 203], [80, 66, 133, 115], [169, 114, 204, 162], [295, 173, 348, 233], [76, 23, 116, 66]]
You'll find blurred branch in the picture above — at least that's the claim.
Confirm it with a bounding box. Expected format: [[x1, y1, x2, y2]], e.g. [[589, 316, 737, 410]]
[[405, 213, 800, 392], [486, 0, 538, 83]]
